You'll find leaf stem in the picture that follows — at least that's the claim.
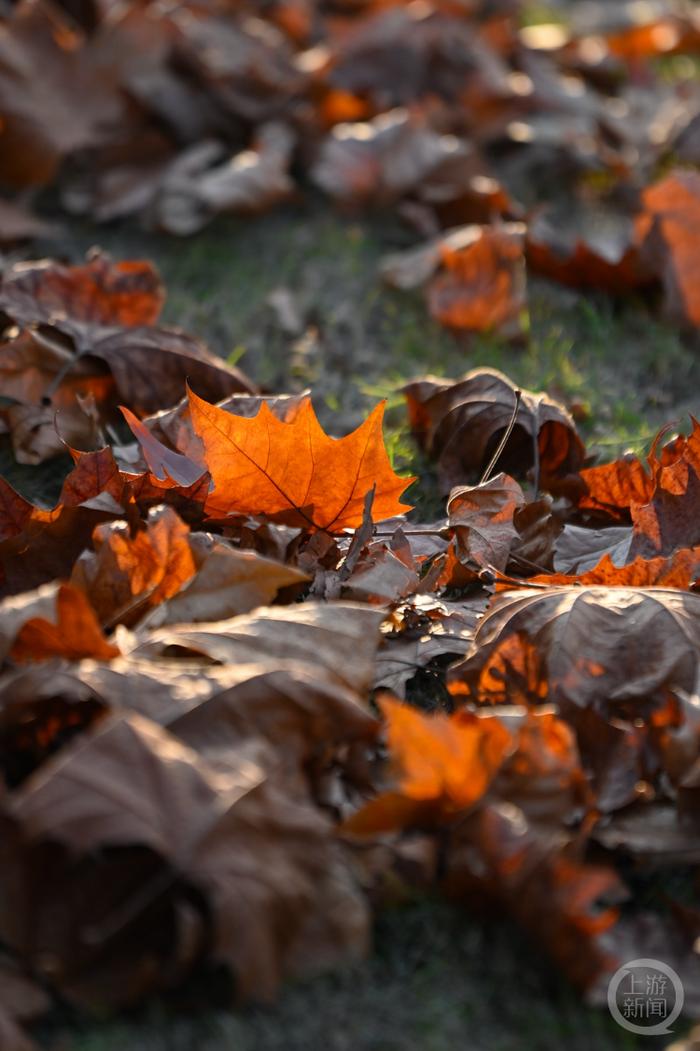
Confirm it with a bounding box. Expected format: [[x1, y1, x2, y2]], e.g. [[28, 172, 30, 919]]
[[479, 389, 522, 484]]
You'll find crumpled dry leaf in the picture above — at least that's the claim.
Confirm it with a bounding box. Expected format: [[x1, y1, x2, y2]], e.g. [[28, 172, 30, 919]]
[[0, 476, 120, 599], [636, 169, 700, 326], [188, 388, 414, 531], [155, 125, 296, 235], [375, 595, 485, 697], [442, 803, 622, 994], [71, 504, 309, 629], [383, 224, 527, 336], [0, 712, 370, 1005], [345, 697, 620, 994], [447, 472, 525, 572], [0, 1, 127, 188], [524, 548, 700, 590], [426, 224, 526, 336], [0, 252, 164, 329], [580, 420, 700, 557], [311, 108, 471, 205], [404, 367, 584, 492], [449, 586, 700, 719], [526, 200, 650, 293], [0, 253, 256, 454], [630, 421, 700, 559], [70, 505, 197, 627], [1, 581, 119, 663], [344, 697, 513, 834]]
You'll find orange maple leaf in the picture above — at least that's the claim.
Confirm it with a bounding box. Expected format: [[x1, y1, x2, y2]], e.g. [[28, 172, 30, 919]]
[[188, 389, 414, 531]]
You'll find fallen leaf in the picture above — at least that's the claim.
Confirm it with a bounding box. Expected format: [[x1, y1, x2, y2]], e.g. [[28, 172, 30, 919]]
[[375, 595, 485, 697], [132, 535, 309, 628], [404, 367, 584, 492], [447, 473, 525, 572], [188, 389, 413, 531], [0, 2, 127, 187], [156, 125, 296, 235], [0, 476, 119, 599], [71, 506, 196, 627], [311, 109, 470, 205], [426, 224, 527, 336], [2, 709, 370, 1004], [526, 200, 649, 293], [8, 583, 120, 663], [553, 524, 633, 575], [0, 252, 164, 329], [450, 586, 700, 719], [121, 407, 206, 487], [524, 548, 700, 589], [344, 697, 513, 834], [636, 170, 700, 326]]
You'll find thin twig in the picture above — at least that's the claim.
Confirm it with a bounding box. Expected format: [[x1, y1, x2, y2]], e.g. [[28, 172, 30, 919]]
[[532, 396, 541, 498], [508, 551, 553, 575], [372, 526, 451, 539], [488, 569, 554, 590], [480, 389, 522, 484]]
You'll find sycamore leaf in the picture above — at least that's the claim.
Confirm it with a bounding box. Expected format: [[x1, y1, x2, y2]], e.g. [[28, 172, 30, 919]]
[[403, 367, 584, 493], [447, 473, 525, 572], [0, 253, 164, 328], [636, 170, 700, 326], [120, 407, 206, 487], [71, 506, 197, 627], [523, 549, 700, 590], [6, 583, 120, 663], [344, 697, 512, 834], [449, 586, 700, 718], [188, 389, 414, 531]]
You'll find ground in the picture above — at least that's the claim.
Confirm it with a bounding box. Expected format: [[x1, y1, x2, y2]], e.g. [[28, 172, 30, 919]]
[[12, 198, 695, 1050]]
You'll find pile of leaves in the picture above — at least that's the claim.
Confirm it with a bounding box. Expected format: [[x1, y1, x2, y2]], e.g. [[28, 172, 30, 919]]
[[3, 0, 700, 334], [2, 255, 700, 1047]]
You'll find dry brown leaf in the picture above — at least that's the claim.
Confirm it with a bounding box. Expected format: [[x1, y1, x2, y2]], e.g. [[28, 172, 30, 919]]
[[553, 524, 633, 575], [636, 170, 700, 327], [375, 595, 485, 697], [0, 476, 120, 599], [131, 601, 383, 696], [156, 125, 296, 235], [311, 109, 469, 205], [0, 1, 126, 187], [404, 367, 584, 492], [447, 473, 526, 572], [8, 583, 120, 664], [449, 586, 700, 718], [89, 327, 256, 417], [71, 506, 197, 627], [426, 224, 526, 336], [139, 536, 309, 628], [2, 710, 370, 1004], [0, 252, 164, 329]]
